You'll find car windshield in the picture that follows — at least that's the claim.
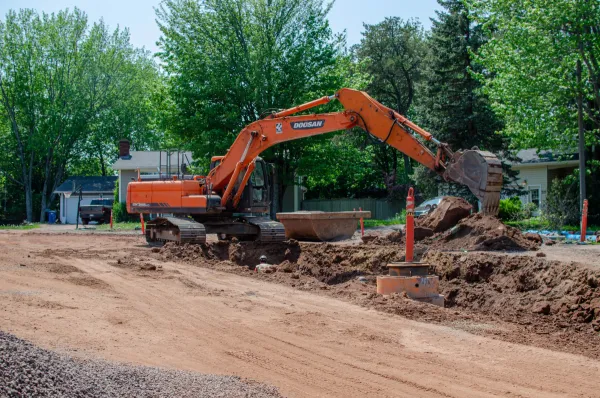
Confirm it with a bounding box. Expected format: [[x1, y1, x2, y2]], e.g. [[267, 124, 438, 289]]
[[417, 198, 442, 208], [90, 199, 113, 206]]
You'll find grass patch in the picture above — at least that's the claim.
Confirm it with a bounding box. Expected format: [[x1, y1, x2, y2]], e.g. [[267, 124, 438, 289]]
[[96, 222, 140, 231], [363, 210, 406, 228], [505, 217, 600, 232], [0, 223, 39, 230]]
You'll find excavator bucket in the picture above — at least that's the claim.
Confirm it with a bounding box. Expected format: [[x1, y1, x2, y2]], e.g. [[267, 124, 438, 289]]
[[276, 211, 371, 241], [443, 150, 503, 215]]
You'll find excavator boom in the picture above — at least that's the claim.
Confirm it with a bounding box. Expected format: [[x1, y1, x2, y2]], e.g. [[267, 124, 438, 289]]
[[209, 88, 502, 214]]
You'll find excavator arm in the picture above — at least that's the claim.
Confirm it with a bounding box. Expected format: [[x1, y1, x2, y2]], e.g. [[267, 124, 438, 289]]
[[208, 88, 502, 214]]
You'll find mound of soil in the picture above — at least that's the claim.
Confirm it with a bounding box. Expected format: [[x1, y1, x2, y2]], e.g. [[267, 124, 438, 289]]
[[417, 196, 472, 232], [425, 213, 539, 251], [425, 251, 600, 333], [160, 240, 410, 285]]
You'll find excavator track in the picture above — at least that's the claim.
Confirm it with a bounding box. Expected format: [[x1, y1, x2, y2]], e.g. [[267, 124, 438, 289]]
[[248, 217, 286, 242], [145, 217, 206, 245]]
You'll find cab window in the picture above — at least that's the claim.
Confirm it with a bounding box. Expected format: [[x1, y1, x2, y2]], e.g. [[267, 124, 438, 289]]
[[250, 163, 265, 187]]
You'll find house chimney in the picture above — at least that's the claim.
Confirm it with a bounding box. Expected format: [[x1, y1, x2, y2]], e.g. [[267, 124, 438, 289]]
[[119, 139, 131, 159]]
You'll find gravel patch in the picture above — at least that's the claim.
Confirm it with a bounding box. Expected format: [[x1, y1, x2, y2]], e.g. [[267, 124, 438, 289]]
[[0, 331, 282, 398]]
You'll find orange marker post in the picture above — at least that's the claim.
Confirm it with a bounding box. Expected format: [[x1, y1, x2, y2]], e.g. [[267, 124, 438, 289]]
[[359, 207, 364, 237], [405, 188, 415, 262], [110, 210, 113, 230], [140, 213, 145, 235], [581, 199, 588, 243]]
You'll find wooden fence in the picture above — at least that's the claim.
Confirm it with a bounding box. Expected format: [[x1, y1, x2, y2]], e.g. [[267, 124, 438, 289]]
[[301, 198, 404, 220]]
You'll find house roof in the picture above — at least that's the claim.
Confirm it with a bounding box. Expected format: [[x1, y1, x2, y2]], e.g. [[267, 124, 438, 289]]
[[112, 151, 194, 171], [54, 176, 117, 194], [514, 149, 578, 164]]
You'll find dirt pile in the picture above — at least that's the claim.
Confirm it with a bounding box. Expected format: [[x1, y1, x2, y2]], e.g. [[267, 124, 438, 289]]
[[425, 251, 600, 333], [0, 331, 281, 398], [417, 196, 472, 232], [425, 213, 540, 251], [160, 240, 407, 285]]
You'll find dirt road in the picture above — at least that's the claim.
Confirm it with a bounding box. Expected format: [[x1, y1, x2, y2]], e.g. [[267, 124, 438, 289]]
[[1, 231, 599, 397]]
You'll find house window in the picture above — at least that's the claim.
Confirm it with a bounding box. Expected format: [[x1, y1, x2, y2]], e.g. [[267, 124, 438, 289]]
[[62, 195, 65, 217], [529, 186, 541, 207]]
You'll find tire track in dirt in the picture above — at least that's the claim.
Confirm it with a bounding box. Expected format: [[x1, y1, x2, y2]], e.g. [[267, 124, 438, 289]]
[[1, 233, 599, 397]]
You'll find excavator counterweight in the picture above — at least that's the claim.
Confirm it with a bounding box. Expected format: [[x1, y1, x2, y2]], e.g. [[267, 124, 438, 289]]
[[127, 88, 502, 244]]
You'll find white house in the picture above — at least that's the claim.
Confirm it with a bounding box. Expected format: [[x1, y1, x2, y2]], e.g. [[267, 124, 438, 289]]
[[53, 176, 117, 224], [509, 149, 579, 209], [111, 150, 194, 203]]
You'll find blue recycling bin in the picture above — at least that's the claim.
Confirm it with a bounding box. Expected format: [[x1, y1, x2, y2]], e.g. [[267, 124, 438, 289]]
[[47, 210, 57, 224]]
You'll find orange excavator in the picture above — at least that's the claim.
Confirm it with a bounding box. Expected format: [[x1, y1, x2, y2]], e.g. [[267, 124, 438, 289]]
[[127, 88, 502, 244]]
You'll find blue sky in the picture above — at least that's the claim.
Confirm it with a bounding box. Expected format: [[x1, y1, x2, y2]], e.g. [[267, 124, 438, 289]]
[[0, 0, 441, 55]]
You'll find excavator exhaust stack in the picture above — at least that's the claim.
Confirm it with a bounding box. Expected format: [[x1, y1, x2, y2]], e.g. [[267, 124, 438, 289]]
[[443, 150, 503, 216]]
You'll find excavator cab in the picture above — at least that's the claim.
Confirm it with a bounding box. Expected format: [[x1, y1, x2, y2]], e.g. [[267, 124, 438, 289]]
[[230, 157, 271, 215]]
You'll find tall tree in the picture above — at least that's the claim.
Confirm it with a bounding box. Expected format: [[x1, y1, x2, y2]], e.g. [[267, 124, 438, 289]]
[[0, 8, 159, 221], [416, 0, 503, 151], [354, 18, 426, 198], [470, 0, 600, 212], [156, 0, 345, 209], [412, 0, 513, 203]]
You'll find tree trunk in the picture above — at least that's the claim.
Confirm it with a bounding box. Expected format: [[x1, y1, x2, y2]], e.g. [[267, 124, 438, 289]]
[[100, 151, 106, 177], [402, 154, 412, 178], [577, 57, 587, 212], [39, 148, 55, 222], [24, 184, 33, 223]]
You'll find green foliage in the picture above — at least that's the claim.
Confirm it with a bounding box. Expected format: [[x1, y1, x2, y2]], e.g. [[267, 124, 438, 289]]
[[543, 178, 580, 229], [498, 197, 522, 221], [301, 132, 386, 199], [470, 0, 600, 151], [156, 0, 346, 204], [353, 18, 426, 195], [411, 165, 440, 201], [111, 179, 135, 222], [96, 221, 139, 231], [363, 210, 406, 227], [415, 0, 504, 152], [0, 223, 39, 230], [0, 8, 159, 221], [111, 202, 129, 223]]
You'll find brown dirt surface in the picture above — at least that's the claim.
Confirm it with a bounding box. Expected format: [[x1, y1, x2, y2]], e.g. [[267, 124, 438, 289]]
[[2, 230, 600, 397], [156, 238, 600, 358], [417, 196, 472, 232], [423, 213, 540, 251], [425, 251, 600, 339]]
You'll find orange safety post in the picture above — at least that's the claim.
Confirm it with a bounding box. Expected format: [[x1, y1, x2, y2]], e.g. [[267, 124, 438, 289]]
[[581, 199, 588, 243], [405, 187, 415, 262], [140, 213, 145, 235], [359, 207, 364, 237], [110, 210, 113, 230]]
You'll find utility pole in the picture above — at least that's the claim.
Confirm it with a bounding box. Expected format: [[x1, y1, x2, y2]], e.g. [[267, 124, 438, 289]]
[[577, 45, 587, 212]]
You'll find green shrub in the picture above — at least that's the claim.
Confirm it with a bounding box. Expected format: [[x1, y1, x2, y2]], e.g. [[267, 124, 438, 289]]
[[498, 197, 522, 221], [112, 179, 139, 222], [521, 202, 538, 219], [543, 178, 579, 230]]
